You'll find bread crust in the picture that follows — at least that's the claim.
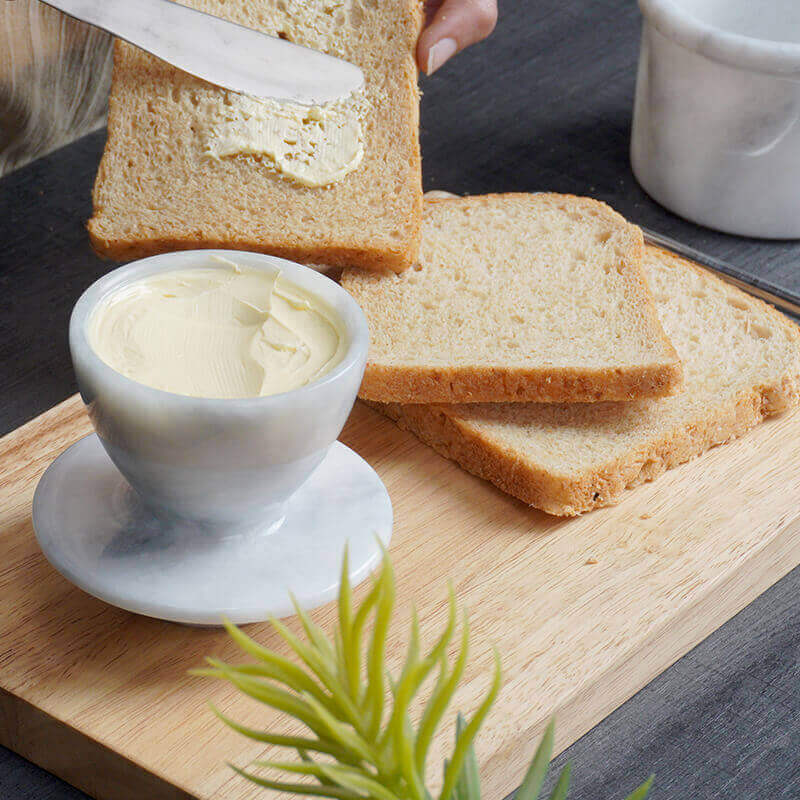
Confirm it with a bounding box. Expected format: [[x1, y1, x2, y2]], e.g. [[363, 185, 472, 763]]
[[370, 248, 800, 516], [343, 193, 683, 403], [359, 361, 684, 403], [88, 1, 424, 273], [87, 225, 418, 272]]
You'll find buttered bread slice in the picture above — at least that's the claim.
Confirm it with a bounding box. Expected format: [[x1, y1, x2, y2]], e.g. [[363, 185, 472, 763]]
[[342, 194, 683, 403], [89, 0, 423, 272], [371, 246, 800, 515]]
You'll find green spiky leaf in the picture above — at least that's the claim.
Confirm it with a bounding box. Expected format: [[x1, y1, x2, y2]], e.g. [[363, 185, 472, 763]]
[[453, 713, 481, 800], [547, 762, 572, 800], [624, 775, 655, 800], [193, 547, 653, 800], [516, 719, 556, 800]]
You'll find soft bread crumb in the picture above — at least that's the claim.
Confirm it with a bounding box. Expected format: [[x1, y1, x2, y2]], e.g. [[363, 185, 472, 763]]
[[343, 194, 683, 403]]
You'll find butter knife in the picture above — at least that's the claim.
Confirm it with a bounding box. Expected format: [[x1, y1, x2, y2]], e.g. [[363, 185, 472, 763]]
[[39, 0, 365, 105]]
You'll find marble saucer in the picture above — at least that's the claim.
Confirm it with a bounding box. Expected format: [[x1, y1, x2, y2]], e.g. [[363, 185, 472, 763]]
[[32, 434, 392, 625]]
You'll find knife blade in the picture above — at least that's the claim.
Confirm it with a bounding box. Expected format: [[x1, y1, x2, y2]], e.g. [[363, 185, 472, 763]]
[[39, 0, 365, 106]]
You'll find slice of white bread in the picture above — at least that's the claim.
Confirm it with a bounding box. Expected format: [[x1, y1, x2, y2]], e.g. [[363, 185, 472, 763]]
[[89, 0, 423, 272], [371, 245, 800, 515], [342, 194, 683, 403]]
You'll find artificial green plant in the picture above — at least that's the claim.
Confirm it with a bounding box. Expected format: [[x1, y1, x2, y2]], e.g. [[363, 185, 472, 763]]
[[193, 548, 653, 800]]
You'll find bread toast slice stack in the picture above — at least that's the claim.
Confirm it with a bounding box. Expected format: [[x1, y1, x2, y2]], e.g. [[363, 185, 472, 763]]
[[88, 0, 799, 516], [343, 195, 800, 515]]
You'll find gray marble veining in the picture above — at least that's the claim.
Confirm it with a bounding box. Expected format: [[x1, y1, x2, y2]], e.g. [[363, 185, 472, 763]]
[[33, 250, 393, 625], [33, 434, 392, 625], [632, 0, 800, 238]]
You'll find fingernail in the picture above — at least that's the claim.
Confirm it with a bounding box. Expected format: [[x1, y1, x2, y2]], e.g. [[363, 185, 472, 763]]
[[426, 37, 457, 75]]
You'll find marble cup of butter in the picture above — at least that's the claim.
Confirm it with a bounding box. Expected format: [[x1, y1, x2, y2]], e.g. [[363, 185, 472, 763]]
[[73, 251, 366, 525], [32, 250, 391, 625]]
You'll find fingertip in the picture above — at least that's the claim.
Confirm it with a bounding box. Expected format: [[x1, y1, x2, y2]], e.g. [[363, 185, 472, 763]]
[[423, 36, 458, 75], [417, 0, 498, 73]]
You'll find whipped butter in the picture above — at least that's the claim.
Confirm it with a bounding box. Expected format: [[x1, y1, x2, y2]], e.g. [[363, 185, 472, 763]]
[[89, 260, 347, 399], [198, 0, 366, 188], [202, 95, 364, 188]]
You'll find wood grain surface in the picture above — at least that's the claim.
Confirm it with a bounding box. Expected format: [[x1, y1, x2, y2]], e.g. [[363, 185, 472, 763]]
[[1, 393, 799, 800], [2, 1, 800, 796]]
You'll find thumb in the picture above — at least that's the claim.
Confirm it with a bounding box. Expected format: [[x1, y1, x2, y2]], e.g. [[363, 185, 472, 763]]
[[417, 0, 498, 75]]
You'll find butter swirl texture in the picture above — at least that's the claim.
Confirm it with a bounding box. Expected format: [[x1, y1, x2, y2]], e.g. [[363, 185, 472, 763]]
[[89, 259, 346, 399]]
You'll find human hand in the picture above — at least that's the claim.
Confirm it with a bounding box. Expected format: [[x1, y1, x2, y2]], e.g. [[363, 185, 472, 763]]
[[417, 0, 498, 75]]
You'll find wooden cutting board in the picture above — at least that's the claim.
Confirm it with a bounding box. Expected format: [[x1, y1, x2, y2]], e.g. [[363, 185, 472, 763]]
[[1, 394, 799, 800]]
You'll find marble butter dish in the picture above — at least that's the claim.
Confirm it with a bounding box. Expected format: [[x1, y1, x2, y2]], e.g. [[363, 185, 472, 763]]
[[33, 250, 392, 625]]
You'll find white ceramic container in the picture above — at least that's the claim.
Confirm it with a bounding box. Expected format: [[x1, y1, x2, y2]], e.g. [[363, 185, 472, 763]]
[[32, 251, 392, 625], [632, 0, 800, 238], [70, 250, 369, 530]]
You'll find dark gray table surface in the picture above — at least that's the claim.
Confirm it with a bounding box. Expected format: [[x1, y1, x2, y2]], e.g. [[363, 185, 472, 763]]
[[1, 0, 798, 798]]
